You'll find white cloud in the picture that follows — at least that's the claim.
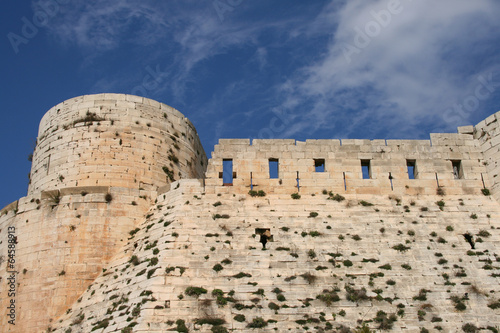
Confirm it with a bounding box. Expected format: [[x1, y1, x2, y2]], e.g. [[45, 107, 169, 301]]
[[32, 0, 171, 51], [279, 0, 500, 138]]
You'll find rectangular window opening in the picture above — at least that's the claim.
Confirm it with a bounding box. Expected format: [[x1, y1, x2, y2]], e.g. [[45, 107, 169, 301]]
[[361, 160, 371, 179], [223, 159, 233, 186], [407, 160, 416, 180], [314, 159, 325, 172], [269, 158, 279, 179], [452, 160, 463, 179]]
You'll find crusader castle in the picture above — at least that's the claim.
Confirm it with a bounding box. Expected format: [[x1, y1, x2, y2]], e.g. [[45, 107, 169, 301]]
[[1, 94, 499, 332]]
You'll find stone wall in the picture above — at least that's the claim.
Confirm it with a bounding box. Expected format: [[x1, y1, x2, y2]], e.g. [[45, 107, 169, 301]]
[[0, 94, 208, 332], [49, 180, 500, 333], [29, 94, 207, 194], [474, 111, 500, 202], [0, 95, 499, 332], [205, 133, 488, 196], [0, 185, 155, 332]]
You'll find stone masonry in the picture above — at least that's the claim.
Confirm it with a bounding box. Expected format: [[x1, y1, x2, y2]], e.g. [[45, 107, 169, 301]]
[[0, 94, 499, 332]]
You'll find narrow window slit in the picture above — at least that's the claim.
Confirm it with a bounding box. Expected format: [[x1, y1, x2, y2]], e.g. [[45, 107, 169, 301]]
[[406, 160, 416, 179], [452, 160, 463, 179], [222, 159, 233, 186], [269, 158, 279, 179], [361, 160, 371, 179]]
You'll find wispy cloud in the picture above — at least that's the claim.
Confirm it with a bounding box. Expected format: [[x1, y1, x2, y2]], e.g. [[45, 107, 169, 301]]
[[31, 0, 500, 142], [277, 0, 500, 138], [32, 0, 171, 51]]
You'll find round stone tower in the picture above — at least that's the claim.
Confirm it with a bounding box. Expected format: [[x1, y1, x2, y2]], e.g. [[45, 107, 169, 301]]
[[0, 94, 207, 332], [28, 93, 207, 194]]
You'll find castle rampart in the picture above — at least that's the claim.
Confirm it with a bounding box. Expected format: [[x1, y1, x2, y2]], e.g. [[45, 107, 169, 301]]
[[205, 131, 489, 196], [0, 95, 498, 332]]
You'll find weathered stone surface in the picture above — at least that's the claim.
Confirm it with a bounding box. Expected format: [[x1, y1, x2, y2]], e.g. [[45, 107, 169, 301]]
[[0, 95, 499, 333]]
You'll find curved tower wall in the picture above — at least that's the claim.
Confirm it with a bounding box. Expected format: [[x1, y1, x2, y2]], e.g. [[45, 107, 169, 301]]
[[28, 94, 207, 194], [0, 94, 208, 332]]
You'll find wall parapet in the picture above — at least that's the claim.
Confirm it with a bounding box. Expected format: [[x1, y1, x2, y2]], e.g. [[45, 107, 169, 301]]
[[206, 126, 488, 196]]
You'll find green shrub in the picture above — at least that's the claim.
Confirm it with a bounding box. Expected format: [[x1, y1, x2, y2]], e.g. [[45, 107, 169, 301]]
[[477, 230, 491, 237], [195, 318, 225, 326], [91, 319, 109, 331], [462, 323, 478, 332], [247, 317, 267, 328], [268, 302, 279, 310], [316, 289, 340, 305], [129, 255, 140, 266], [345, 286, 369, 302], [487, 299, 500, 309], [481, 188, 490, 196], [309, 212, 319, 218], [147, 268, 158, 279], [213, 264, 223, 272], [413, 289, 430, 301], [233, 272, 251, 278], [185, 286, 208, 297], [291, 193, 301, 199], [301, 272, 317, 284], [438, 258, 448, 265], [234, 314, 246, 322], [212, 214, 230, 220], [328, 193, 345, 201], [211, 326, 228, 333], [436, 200, 445, 210], [392, 244, 411, 252], [248, 190, 266, 197]]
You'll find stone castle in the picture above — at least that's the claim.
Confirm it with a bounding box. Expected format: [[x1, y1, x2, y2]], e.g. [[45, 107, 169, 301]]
[[0, 94, 499, 332]]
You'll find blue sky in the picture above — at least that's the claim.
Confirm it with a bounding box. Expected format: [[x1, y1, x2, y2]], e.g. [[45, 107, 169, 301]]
[[1, 0, 499, 208]]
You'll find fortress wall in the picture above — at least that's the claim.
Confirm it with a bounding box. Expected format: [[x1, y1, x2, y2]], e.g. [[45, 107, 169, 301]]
[[28, 94, 207, 195], [0, 187, 150, 332], [49, 180, 500, 333], [0, 94, 209, 332], [1, 95, 499, 332], [474, 110, 500, 201], [205, 132, 487, 196]]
